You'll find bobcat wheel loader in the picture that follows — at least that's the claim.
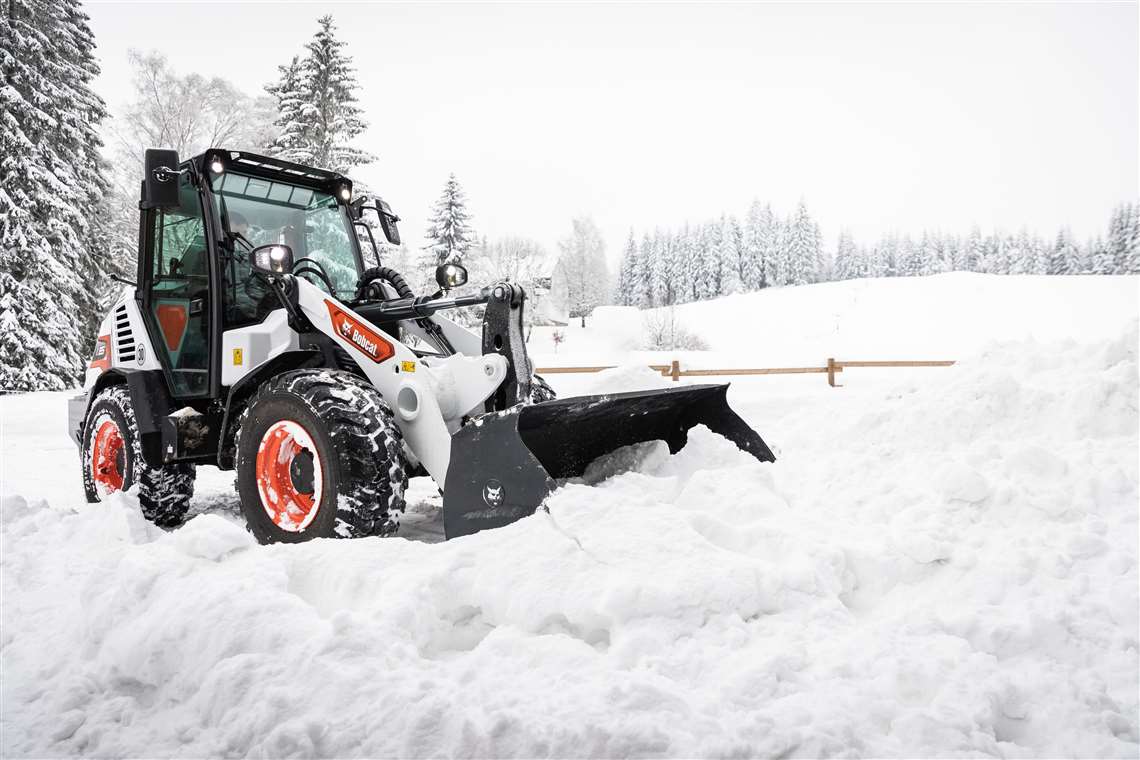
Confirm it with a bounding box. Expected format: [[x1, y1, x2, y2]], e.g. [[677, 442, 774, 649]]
[[68, 148, 775, 543]]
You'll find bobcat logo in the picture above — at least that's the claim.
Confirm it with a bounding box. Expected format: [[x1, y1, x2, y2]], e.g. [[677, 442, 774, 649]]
[[482, 479, 504, 507], [339, 320, 353, 338]]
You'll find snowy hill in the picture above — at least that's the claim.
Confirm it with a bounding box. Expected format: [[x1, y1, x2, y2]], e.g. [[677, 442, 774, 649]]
[[530, 272, 1139, 368], [2, 275, 1138, 757]]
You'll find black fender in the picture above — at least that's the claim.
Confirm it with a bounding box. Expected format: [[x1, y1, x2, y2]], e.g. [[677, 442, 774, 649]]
[[71, 369, 175, 468], [216, 349, 323, 469]]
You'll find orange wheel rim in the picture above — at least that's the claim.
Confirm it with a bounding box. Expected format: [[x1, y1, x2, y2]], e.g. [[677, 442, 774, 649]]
[[256, 420, 324, 532], [91, 416, 125, 496]]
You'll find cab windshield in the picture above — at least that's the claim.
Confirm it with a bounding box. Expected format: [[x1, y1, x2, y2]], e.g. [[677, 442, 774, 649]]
[[210, 172, 360, 299]]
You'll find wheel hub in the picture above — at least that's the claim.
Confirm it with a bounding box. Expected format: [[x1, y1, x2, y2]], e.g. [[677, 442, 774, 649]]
[[255, 420, 324, 532], [91, 417, 125, 496]]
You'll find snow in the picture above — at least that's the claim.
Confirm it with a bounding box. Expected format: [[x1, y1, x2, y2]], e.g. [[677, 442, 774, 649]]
[[2, 274, 1138, 757]]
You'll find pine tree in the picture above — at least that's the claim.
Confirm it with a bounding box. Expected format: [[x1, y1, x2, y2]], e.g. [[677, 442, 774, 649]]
[[782, 201, 818, 286], [717, 215, 741, 296], [266, 15, 375, 174], [0, 0, 108, 391], [963, 227, 985, 272], [1048, 228, 1077, 275], [616, 231, 637, 305], [741, 201, 766, 290], [421, 174, 475, 279], [265, 55, 307, 158], [833, 229, 858, 280], [1107, 203, 1140, 274]]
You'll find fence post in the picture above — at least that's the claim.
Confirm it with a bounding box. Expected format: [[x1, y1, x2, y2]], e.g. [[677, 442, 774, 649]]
[[671, 359, 680, 382], [827, 357, 838, 387]]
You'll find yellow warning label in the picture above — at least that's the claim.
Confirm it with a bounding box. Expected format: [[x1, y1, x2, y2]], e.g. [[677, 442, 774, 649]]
[[232, 348, 243, 365], [401, 360, 416, 373]]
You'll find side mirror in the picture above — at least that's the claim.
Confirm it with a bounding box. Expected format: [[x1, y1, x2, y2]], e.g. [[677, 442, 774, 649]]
[[250, 244, 294, 276], [376, 199, 401, 245], [141, 148, 181, 210], [435, 262, 468, 291]]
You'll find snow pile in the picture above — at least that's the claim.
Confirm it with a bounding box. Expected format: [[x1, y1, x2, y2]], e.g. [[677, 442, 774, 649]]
[[2, 322, 1137, 757]]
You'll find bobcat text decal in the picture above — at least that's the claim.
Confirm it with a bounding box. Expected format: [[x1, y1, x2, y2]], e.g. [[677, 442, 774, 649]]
[[325, 301, 395, 364]]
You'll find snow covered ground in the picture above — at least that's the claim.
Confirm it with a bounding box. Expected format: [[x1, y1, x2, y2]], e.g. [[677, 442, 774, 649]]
[[2, 274, 1138, 758]]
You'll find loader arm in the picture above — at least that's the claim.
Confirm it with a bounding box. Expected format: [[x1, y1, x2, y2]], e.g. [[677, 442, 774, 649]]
[[290, 277, 506, 488]]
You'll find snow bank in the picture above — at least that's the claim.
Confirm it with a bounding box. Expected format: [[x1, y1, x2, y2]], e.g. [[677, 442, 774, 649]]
[[2, 321, 1137, 757]]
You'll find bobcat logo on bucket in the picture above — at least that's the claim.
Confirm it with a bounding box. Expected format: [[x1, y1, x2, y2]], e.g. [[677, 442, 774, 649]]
[[482, 479, 504, 507], [325, 301, 394, 364]]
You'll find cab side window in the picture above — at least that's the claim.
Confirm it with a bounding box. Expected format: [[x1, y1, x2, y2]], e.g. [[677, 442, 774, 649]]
[[147, 177, 210, 396]]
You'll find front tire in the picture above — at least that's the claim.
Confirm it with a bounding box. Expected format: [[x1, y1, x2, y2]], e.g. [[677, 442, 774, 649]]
[[234, 370, 407, 544], [81, 385, 195, 527]]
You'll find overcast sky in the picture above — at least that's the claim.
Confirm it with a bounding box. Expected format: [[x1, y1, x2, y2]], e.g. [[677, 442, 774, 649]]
[[87, 1, 1138, 263]]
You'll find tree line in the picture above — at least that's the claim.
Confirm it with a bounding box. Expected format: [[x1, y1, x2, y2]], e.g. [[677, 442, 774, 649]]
[[615, 200, 1140, 308]]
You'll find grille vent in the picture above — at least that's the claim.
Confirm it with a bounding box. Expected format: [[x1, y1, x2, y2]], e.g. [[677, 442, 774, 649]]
[[114, 305, 136, 363]]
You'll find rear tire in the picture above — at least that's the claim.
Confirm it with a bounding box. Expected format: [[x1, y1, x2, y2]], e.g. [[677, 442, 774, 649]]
[[81, 385, 195, 528], [234, 370, 407, 543]]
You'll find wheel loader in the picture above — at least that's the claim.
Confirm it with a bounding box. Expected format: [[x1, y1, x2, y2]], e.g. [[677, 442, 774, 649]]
[[68, 148, 775, 542]]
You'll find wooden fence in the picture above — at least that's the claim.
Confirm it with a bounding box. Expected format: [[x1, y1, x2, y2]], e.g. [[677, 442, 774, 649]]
[[535, 358, 956, 387]]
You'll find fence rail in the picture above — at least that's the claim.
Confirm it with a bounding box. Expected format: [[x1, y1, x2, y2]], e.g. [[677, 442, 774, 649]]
[[534, 358, 957, 387]]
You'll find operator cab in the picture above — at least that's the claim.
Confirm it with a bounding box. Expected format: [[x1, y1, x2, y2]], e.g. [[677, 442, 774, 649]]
[[137, 148, 401, 399]]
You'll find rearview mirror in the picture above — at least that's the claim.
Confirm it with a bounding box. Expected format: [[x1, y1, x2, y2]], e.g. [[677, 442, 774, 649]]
[[435, 262, 468, 291], [376, 198, 401, 245], [250, 244, 294, 276], [141, 148, 181, 210]]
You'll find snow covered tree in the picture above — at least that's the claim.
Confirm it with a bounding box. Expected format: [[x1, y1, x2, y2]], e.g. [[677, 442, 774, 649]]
[[833, 229, 859, 280], [963, 227, 985, 272], [717, 215, 742, 296], [265, 55, 307, 158], [1048, 228, 1079, 275], [553, 217, 609, 326], [0, 0, 108, 391], [1107, 203, 1140, 274], [615, 231, 637, 305], [421, 174, 476, 280], [781, 201, 819, 286], [265, 15, 375, 174], [468, 236, 548, 287], [105, 50, 276, 280], [1087, 235, 1115, 275]]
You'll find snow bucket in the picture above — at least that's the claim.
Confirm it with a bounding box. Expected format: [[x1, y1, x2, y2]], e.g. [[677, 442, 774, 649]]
[[441, 384, 775, 539]]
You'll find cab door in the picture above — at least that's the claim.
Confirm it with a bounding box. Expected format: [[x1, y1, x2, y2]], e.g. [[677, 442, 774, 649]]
[[139, 173, 213, 397]]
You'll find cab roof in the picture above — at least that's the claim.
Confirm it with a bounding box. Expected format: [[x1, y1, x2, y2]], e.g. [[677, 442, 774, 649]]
[[190, 149, 353, 196]]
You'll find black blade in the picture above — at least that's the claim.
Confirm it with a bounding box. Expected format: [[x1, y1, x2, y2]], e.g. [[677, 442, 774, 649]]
[[442, 384, 774, 539]]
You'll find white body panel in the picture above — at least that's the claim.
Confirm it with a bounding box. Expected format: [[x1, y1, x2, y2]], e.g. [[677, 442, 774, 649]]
[[84, 288, 161, 390], [221, 310, 301, 387]]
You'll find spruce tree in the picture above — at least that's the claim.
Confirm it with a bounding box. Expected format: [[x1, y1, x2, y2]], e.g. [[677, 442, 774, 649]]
[[834, 229, 858, 280], [1107, 203, 1140, 274], [422, 174, 476, 277], [266, 15, 375, 174], [0, 0, 108, 391], [265, 55, 308, 159], [1049, 228, 1078, 275], [782, 201, 819, 286], [717, 215, 741, 296], [616, 231, 637, 305]]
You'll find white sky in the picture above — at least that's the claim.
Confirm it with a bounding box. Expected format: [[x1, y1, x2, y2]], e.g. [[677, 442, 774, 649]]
[[87, 1, 1138, 263]]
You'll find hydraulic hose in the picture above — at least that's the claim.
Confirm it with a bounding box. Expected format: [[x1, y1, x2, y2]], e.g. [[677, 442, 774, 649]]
[[356, 267, 414, 301]]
